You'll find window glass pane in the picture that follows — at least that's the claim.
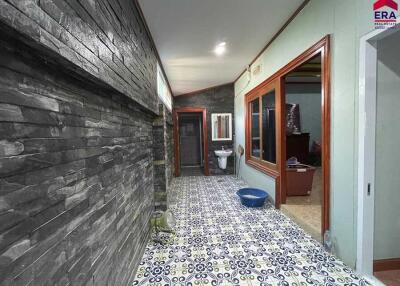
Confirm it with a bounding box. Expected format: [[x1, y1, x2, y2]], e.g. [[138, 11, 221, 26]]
[[251, 99, 260, 157], [262, 90, 276, 163]]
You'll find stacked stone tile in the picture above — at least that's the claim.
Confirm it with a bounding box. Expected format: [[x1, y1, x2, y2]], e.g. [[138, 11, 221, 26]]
[[152, 105, 174, 211], [0, 0, 158, 114], [0, 0, 162, 285]]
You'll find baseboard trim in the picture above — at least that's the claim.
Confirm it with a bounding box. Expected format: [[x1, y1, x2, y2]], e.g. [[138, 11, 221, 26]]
[[373, 258, 400, 272], [363, 275, 386, 286]]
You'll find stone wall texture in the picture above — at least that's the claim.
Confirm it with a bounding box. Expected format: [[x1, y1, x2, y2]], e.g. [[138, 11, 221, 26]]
[[164, 109, 174, 187], [0, 0, 160, 284], [153, 105, 174, 211], [174, 84, 235, 175], [0, 0, 158, 114]]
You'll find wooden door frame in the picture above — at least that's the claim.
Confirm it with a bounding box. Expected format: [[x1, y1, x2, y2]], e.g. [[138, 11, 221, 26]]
[[278, 36, 331, 236], [244, 35, 331, 236], [173, 107, 209, 176]]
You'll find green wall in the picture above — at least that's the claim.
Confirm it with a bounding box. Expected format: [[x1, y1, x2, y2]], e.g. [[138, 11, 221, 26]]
[[234, 0, 375, 267]]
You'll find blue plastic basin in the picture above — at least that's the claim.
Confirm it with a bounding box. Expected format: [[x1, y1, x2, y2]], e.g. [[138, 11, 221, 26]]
[[237, 188, 268, 208]]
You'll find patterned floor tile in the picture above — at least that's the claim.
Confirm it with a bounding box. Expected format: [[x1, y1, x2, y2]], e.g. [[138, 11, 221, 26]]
[[132, 176, 367, 286]]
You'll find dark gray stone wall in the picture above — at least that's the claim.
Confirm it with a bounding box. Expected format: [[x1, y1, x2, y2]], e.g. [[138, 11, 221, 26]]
[[164, 110, 174, 186], [174, 84, 235, 175], [152, 105, 174, 210], [0, 1, 158, 283], [153, 105, 166, 210], [0, 0, 158, 114]]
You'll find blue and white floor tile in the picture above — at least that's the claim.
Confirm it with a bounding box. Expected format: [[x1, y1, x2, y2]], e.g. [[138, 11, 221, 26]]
[[132, 176, 367, 286]]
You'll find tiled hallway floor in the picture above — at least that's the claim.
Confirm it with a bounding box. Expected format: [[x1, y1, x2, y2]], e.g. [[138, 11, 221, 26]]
[[132, 176, 366, 285]]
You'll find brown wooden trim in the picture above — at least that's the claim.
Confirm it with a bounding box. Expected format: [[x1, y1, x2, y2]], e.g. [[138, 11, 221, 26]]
[[321, 35, 331, 234], [234, 0, 311, 82], [175, 82, 233, 98], [275, 176, 281, 208], [245, 79, 281, 177], [134, 0, 174, 97], [244, 35, 331, 237], [258, 36, 329, 87], [374, 258, 400, 272], [173, 107, 209, 177], [279, 77, 287, 206], [279, 36, 331, 236], [246, 160, 279, 179], [285, 81, 322, 85], [280, 35, 331, 235], [202, 109, 209, 176]]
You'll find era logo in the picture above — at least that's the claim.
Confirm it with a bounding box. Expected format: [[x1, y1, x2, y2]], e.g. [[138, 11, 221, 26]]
[[374, 0, 398, 26], [375, 10, 397, 20], [374, 0, 398, 10]]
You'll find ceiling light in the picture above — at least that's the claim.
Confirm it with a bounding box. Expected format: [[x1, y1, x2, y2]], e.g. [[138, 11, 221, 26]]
[[214, 42, 226, 56]]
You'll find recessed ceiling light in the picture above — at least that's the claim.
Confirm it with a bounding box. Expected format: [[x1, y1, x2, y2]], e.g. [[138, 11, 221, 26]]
[[214, 42, 226, 56]]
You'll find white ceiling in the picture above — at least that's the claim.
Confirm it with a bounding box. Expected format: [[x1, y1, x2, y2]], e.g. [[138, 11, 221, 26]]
[[138, 0, 304, 95]]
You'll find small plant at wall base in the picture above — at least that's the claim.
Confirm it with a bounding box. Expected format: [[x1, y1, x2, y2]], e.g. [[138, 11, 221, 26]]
[[151, 209, 176, 244]]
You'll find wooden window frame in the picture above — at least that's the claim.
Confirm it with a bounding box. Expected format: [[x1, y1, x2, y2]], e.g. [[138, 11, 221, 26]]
[[244, 35, 331, 235], [245, 80, 282, 179]]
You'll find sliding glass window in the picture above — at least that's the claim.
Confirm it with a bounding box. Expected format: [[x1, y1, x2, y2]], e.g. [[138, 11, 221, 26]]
[[250, 99, 260, 157], [246, 81, 279, 176], [261, 90, 276, 163]]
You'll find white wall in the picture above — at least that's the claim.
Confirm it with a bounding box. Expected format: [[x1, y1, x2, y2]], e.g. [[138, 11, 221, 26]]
[[374, 31, 400, 260], [234, 0, 375, 266]]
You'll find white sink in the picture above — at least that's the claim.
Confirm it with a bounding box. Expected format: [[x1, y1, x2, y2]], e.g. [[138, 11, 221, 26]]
[[214, 149, 232, 169], [214, 150, 232, 157]]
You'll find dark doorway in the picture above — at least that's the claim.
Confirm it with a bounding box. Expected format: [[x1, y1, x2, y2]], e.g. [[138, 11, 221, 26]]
[[173, 107, 209, 177], [179, 113, 203, 175]]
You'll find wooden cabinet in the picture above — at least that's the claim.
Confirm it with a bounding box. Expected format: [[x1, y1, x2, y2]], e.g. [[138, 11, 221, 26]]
[[286, 133, 310, 163]]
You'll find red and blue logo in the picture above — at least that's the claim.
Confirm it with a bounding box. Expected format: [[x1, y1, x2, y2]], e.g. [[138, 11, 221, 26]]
[[374, 0, 399, 28]]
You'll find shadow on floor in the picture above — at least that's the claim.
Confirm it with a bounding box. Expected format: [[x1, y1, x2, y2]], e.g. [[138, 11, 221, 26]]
[[180, 166, 204, 176]]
